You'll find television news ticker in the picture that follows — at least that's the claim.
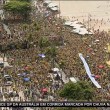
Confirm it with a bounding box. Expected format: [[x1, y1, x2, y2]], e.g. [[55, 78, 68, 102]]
[[0, 102, 110, 107]]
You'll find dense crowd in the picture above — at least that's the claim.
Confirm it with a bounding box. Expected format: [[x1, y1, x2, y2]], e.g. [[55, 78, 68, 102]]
[[0, 0, 110, 103]]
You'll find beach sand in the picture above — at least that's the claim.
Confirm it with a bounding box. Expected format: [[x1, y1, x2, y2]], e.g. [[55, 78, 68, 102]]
[[52, 1, 110, 32]]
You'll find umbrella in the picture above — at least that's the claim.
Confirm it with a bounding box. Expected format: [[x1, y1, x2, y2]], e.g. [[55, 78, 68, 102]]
[[22, 72, 27, 76], [98, 65, 104, 69], [95, 75, 100, 79], [52, 68, 59, 72], [42, 88, 48, 92], [38, 54, 45, 58], [24, 66, 30, 70], [23, 78, 30, 82]]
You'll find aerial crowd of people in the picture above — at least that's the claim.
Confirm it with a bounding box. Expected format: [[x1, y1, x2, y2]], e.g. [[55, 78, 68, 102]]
[[0, 0, 110, 105]]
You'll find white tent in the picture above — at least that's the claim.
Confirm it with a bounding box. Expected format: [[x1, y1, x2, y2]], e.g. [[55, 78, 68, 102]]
[[52, 68, 59, 72], [64, 21, 74, 26], [44, 1, 52, 4], [48, 3, 58, 8], [71, 27, 90, 35], [87, 32, 93, 35], [50, 7, 58, 11], [71, 24, 84, 28], [69, 20, 80, 26], [71, 28, 80, 33], [78, 28, 89, 35], [70, 77, 77, 83]]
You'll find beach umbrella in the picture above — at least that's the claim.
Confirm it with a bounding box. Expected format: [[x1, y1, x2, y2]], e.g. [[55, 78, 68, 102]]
[[98, 65, 104, 69], [38, 54, 45, 58], [23, 78, 30, 82]]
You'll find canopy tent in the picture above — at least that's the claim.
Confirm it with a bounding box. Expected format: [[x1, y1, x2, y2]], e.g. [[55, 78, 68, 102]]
[[71, 23, 84, 28], [48, 3, 58, 8], [23, 78, 30, 82], [70, 77, 77, 83], [79, 53, 101, 89], [71, 28, 80, 33], [78, 28, 89, 35], [71, 28, 93, 35], [73, 21, 80, 24], [64, 21, 74, 26], [38, 54, 45, 58], [50, 7, 59, 11], [64, 20, 81, 26], [87, 32, 93, 35], [43, 1, 52, 4], [52, 68, 59, 72]]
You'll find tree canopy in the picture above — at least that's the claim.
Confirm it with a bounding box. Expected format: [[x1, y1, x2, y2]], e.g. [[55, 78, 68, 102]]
[[4, 1, 31, 13], [3, 0, 31, 20], [59, 81, 95, 101]]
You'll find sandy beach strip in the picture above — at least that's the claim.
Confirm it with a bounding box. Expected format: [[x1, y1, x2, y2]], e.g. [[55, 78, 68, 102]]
[[51, 1, 110, 32]]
